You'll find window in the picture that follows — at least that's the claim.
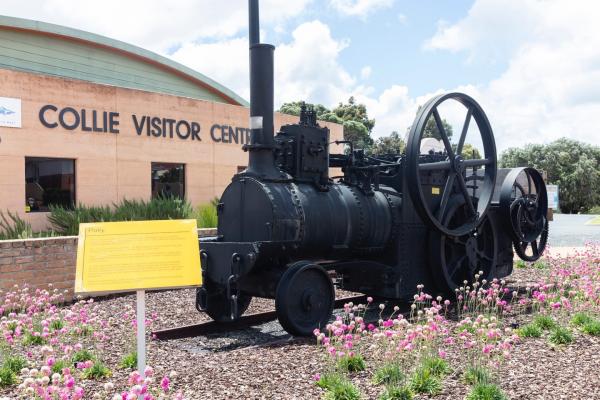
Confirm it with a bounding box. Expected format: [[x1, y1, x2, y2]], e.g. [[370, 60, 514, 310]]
[[151, 162, 185, 199], [25, 157, 75, 212]]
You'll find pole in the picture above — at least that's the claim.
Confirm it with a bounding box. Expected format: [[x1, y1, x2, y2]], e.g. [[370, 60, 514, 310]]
[[136, 290, 146, 378]]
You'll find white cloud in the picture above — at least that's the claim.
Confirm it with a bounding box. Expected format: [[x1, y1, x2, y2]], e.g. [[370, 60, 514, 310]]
[[329, 0, 394, 18], [360, 66, 372, 79], [423, 0, 600, 150], [0, 0, 312, 53], [172, 20, 356, 108]]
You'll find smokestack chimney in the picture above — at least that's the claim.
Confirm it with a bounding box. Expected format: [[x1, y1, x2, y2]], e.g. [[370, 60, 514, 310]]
[[245, 0, 280, 178]]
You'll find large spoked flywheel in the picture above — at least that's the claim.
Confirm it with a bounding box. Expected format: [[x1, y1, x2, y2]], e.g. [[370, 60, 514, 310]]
[[499, 167, 549, 261], [429, 195, 498, 293], [275, 261, 334, 336], [406, 93, 497, 237]]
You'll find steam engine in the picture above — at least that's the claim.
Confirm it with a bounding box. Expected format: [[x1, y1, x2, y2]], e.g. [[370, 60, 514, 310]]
[[196, 0, 549, 336]]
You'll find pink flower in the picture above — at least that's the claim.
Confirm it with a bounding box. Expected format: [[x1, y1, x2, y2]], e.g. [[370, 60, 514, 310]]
[[161, 376, 171, 392], [438, 350, 447, 359]]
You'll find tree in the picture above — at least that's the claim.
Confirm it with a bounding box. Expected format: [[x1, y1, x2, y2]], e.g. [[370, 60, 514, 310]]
[[372, 131, 405, 155], [500, 138, 600, 213], [422, 115, 454, 140], [278, 97, 375, 151], [458, 143, 481, 160]]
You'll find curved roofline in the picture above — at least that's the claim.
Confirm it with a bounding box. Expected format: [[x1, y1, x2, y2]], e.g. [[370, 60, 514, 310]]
[[0, 15, 249, 107]]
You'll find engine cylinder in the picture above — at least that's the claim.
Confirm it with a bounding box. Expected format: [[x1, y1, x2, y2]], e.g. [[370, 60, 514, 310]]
[[217, 177, 399, 257]]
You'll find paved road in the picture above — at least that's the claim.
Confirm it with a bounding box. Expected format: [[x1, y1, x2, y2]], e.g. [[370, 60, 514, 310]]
[[548, 214, 600, 246]]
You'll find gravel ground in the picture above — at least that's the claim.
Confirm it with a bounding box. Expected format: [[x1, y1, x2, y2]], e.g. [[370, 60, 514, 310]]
[[2, 249, 599, 399]]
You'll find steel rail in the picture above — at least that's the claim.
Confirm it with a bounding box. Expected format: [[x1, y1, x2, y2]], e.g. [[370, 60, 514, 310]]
[[152, 295, 367, 340]]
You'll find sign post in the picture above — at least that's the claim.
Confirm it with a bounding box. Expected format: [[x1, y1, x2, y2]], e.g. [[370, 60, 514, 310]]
[[136, 290, 146, 377], [75, 219, 202, 379]]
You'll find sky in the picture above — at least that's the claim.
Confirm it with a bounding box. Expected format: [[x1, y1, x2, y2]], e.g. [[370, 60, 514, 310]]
[[1, 0, 599, 151]]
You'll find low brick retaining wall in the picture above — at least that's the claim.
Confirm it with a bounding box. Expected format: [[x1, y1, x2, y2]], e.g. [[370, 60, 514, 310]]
[[0, 228, 217, 299]]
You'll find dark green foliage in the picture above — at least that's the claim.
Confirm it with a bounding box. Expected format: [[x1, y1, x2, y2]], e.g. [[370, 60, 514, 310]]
[[372, 361, 404, 386], [378, 385, 414, 400], [323, 378, 362, 400], [2, 355, 26, 373], [571, 312, 593, 327], [337, 354, 366, 373], [533, 315, 557, 330], [278, 97, 375, 152], [50, 319, 64, 331], [466, 383, 508, 400], [499, 138, 600, 213], [72, 349, 95, 364], [120, 351, 137, 369], [582, 320, 600, 336], [515, 260, 527, 269], [0, 209, 32, 240], [82, 361, 111, 379], [372, 131, 405, 156], [517, 323, 542, 338], [0, 210, 55, 239], [422, 114, 454, 140], [23, 331, 46, 345], [195, 203, 218, 228], [0, 367, 16, 387], [463, 365, 491, 385], [409, 367, 442, 395], [548, 326, 573, 345], [48, 197, 194, 235], [422, 357, 450, 377], [533, 260, 548, 269], [51, 359, 67, 375]]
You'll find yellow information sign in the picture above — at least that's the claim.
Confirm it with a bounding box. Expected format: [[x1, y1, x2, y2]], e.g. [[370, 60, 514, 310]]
[[75, 219, 202, 294]]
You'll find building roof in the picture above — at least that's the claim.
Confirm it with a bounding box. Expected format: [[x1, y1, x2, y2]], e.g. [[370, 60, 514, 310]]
[[0, 15, 248, 106]]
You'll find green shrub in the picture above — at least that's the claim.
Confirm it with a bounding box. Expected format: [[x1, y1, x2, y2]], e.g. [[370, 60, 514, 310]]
[[78, 325, 94, 337], [517, 323, 542, 338], [466, 383, 507, 400], [0, 366, 16, 387], [49, 197, 194, 235], [72, 349, 95, 364], [337, 354, 366, 373], [196, 203, 218, 228], [120, 351, 137, 369], [514, 260, 527, 269], [378, 385, 413, 400], [422, 357, 450, 377], [582, 320, 600, 336], [0, 210, 33, 240], [587, 205, 600, 214], [323, 378, 362, 400], [533, 315, 557, 330], [82, 361, 111, 379], [372, 362, 404, 386], [463, 365, 491, 385], [571, 312, 593, 327], [532, 260, 548, 269], [409, 367, 441, 395], [23, 331, 46, 345], [2, 355, 26, 373], [50, 319, 64, 331], [51, 359, 67, 375], [548, 326, 573, 345], [48, 204, 112, 235]]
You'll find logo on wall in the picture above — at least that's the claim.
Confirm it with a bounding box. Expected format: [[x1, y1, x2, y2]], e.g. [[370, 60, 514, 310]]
[[0, 97, 21, 128]]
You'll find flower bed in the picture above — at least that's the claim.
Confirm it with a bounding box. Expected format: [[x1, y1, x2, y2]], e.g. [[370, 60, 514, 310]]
[[312, 245, 600, 399], [0, 286, 186, 399], [0, 244, 598, 399]]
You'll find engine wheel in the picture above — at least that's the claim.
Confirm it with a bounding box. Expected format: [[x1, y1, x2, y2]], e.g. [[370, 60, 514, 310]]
[[406, 92, 497, 237], [196, 280, 252, 322], [429, 196, 498, 293], [499, 167, 548, 262], [275, 261, 334, 336]]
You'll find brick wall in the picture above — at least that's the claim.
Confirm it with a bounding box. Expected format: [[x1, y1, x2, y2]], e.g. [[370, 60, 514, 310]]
[[0, 228, 217, 299]]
